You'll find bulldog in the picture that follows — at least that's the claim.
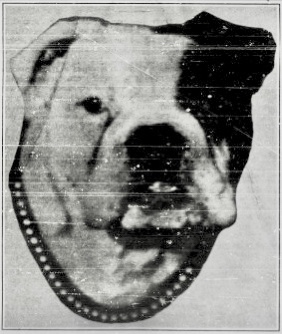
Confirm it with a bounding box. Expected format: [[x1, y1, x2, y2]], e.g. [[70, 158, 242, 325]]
[[9, 12, 276, 323]]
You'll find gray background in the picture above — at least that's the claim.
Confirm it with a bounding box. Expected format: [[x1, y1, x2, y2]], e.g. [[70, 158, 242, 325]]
[[4, 3, 279, 330]]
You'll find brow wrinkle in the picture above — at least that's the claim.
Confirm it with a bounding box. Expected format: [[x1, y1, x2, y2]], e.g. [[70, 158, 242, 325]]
[[87, 116, 114, 175]]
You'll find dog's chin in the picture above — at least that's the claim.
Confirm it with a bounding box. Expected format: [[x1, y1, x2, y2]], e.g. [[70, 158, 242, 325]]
[[65, 217, 220, 308], [67, 194, 223, 308]]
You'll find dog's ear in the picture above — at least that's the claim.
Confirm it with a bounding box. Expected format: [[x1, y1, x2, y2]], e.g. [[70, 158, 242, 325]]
[[10, 18, 77, 96], [10, 18, 78, 167], [187, 11, 276, 92], [155, 11, 276, 94]]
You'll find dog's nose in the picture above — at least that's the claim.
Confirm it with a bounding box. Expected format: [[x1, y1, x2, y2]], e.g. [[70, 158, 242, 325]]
[[125, 124, 187, 202]]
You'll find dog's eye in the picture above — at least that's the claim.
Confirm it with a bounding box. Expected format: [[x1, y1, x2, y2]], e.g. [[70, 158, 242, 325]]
[[77, 97, 103, 114]]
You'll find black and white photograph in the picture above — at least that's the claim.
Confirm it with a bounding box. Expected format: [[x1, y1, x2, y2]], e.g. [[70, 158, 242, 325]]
[[2, 1, 280, 331]]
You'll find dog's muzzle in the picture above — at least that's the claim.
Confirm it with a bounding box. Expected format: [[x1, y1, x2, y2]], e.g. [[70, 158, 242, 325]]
[[83, 116, 233, 251], [107, 123, 192, 247]]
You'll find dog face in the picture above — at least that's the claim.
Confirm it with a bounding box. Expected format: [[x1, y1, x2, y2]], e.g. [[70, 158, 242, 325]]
[[9, 12, 275, 322]]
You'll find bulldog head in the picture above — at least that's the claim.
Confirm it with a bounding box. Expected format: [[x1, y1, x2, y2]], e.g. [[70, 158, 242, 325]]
[[9, 12, 275, 323]]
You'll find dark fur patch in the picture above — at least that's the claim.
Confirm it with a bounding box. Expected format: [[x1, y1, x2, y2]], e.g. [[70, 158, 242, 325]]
[[153, 11, 276, 185]]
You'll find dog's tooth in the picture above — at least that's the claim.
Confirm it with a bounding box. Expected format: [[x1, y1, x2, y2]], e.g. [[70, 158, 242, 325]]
[[149, 181, 178, 193]]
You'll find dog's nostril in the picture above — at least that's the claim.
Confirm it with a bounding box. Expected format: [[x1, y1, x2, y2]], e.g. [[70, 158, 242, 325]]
[[125, 124, 187, 186]]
